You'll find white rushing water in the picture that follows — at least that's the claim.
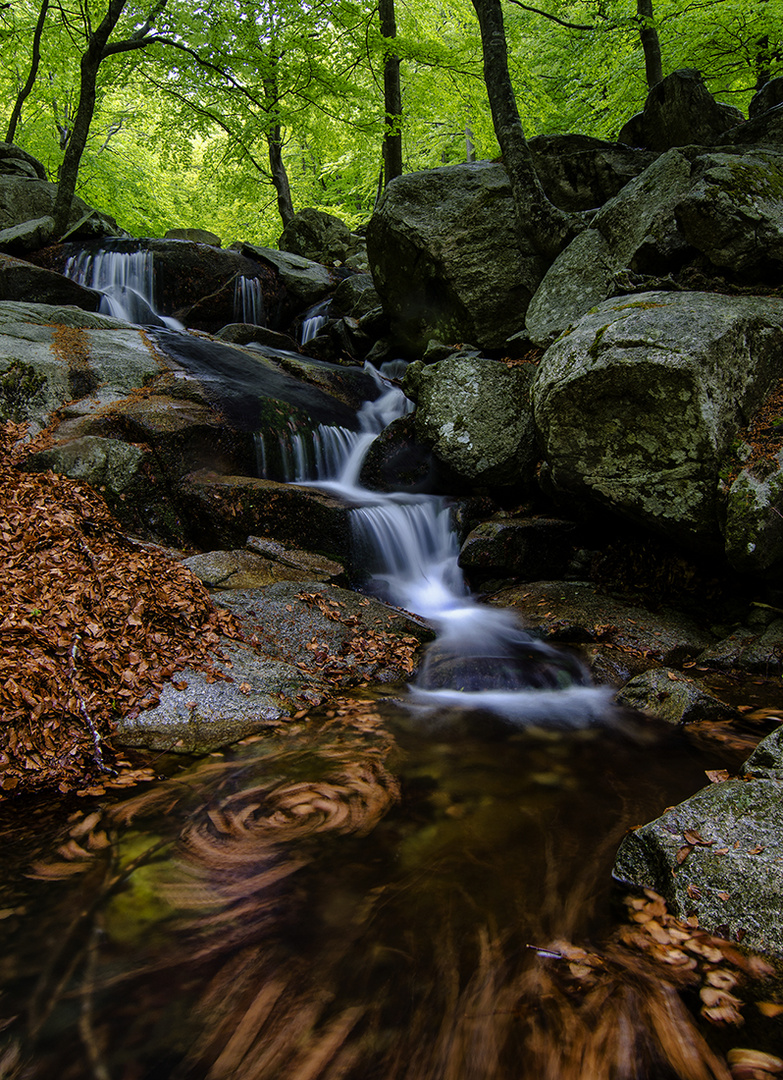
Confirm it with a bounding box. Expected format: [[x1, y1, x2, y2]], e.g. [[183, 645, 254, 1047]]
[[259, 362, 612, 725], [65, 248, 183, 329]]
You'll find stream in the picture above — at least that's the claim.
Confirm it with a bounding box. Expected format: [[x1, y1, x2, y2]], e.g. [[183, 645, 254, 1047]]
[[0, 250, 774, 1078]]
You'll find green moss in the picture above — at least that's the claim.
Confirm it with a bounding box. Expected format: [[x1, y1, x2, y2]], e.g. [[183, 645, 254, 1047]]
[[0, 361, 46, 422]]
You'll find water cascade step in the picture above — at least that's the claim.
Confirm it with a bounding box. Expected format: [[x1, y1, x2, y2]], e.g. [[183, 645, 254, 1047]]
[[65, 247, 183, 329], [257, 361, 613, 726]]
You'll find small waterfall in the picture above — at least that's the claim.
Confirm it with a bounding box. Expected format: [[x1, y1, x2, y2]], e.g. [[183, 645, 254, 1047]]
[[234, 276, 265, 325], [65, 247, 183, 329], [258, 361, 611, 726], [300, 300, 330, 344]]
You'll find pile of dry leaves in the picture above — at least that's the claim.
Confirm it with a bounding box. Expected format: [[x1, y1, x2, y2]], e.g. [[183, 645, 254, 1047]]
[[0, 422, 241, 798]]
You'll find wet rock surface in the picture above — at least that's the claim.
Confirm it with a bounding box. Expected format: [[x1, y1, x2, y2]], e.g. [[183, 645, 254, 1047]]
[[614, 725, 783, 954]]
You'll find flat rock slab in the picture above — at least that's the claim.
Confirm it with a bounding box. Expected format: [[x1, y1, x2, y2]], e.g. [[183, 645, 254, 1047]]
[[183, 546, 344, 589], [115, 640, 328, 754], [180, 470, 351, 556], [216, 581, 435, 688], [488, 580, 713, 667]]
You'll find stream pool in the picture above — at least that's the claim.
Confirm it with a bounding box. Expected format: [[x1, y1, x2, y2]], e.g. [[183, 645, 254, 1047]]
[[0, 692, 772, 1080]]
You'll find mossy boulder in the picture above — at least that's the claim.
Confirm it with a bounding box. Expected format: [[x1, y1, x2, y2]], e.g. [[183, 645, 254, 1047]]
[[533, 291, 783, 545], [411, 354, 538, 488], [675, 149, 783, 275], [614, 725, 783, 955]]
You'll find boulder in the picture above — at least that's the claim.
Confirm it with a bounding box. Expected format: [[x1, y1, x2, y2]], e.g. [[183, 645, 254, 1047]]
[[366, 161, 546, 353], [525, 228, 619, 346], [241, 243, 337, 308], [115, 640, 327, 753], [358, 413, 444, 494], [591, 148, 694, 272], [332, 274, 380, 318], [216, 581, 434, 687], [527, 134, 658, 212], [405, 353, 538, 487], [279, 208, 363, 264], [181, 548, 326, 589], [724, 451, 783, 576], [697, 621, 783, 675], [179, 470, 351, 556], [0, 142, 47, 180], [0, 301, 163, 431], [620, 69, 744, 152], [214, 323, 299, 351], [459, 515, 577, 584], [0, 176, 122, 242], [0, 216, 55, 255], [532, 292, 783, 545], [719, 106, 783, 150], [163, 228, 221, 246], [749, 78, 783, 118], [0, 252, 100, 308], [675, 149, 783, 275], [613, 725, 783, 954], [615, 667, 740, 724]]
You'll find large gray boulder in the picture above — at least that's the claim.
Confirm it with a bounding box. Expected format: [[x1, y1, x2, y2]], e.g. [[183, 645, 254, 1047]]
[[526, 134, 658, 212], [115, 640, 327, 753], [618, 69, 744, 151], [591, 148, 694, 271], [241, 242, 337, 309], [0, 175, 122, 244], [525, 228, 619, 347], [404, 353, 538, 487], [0, 252, 100, 308], [0, 301, 163, 430], [532, 291, 783, 545], [675, 149, 783, 274], [0, 142, 47, 180], [749, 78, 783, 118], [278, 208, 364, 265], [614, 725, 783, 955], [367, 161, 546, 353]]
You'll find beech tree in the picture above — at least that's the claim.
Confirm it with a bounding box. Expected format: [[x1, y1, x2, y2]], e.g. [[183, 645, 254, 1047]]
[[52, 0, 167, 235], [379, 0, 402, 186], [469, 0, 576, 258]]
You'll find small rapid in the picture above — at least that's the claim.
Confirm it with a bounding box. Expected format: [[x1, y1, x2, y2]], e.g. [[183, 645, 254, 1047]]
[[258, 361, 612, 724]]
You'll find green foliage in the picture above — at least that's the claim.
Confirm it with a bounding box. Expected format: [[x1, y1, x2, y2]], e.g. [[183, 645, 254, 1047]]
[[0, 0, 780, 239]]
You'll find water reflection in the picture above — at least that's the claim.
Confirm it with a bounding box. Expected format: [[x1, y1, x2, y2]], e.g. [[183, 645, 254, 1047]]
[[0, 696, 748, 1080]]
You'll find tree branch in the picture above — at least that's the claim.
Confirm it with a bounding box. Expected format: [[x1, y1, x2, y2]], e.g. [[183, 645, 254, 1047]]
[[504, 0, 595, 32]]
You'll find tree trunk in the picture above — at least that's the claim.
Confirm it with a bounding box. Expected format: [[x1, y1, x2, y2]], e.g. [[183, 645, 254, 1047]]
[[52, 0, 128, 236], [379, 0, 402, 186], [470, 0, 575, 259], [6, 0, 50, 144], [637, 0, 663, 88], [268, 124, 295, 226]]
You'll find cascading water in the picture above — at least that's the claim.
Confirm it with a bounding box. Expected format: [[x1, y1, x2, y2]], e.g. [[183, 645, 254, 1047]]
[[233, 275, 265, 325], [259, 362, 612, 725], [299, 300, 330, 344], [65, 248, 183, 329]]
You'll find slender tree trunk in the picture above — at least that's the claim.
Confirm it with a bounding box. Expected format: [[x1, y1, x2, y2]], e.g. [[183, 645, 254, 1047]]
[[6, 0, 50, 144], [637, 0, 663, 88], [470, 0, 576, 259], [52, 0, 128, 236], [379, 0, 402, 186], [268, 124, 295, 226]]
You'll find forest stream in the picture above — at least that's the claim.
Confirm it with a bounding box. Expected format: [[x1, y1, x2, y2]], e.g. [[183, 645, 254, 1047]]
[[2, 255, 783, 1080]]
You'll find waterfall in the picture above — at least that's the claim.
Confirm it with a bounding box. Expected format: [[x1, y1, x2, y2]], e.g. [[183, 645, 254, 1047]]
[[300, 300, 330, 344], [234, 276, 265, 325], [65, 248, 183, 329], [259, 361, 612, 726]]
